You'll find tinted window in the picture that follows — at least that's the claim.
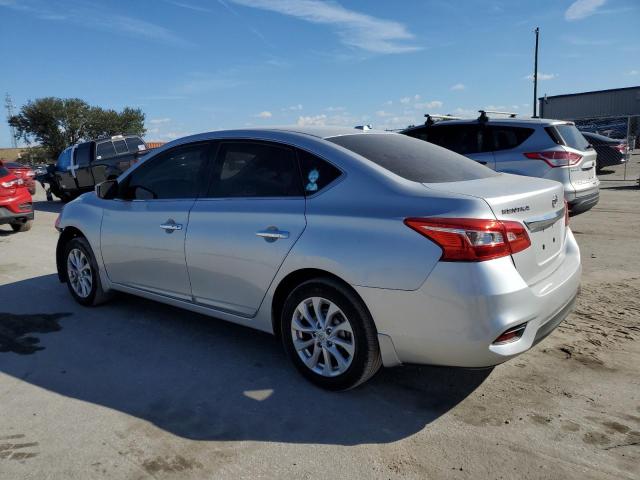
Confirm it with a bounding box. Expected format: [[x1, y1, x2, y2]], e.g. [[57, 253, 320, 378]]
[[554, 124, 590, 151], [328, 134, 496, 183], [96, 141, 117, 159], [75, 143, 92, 167], [403, 126, 429, 141], [488, 126, 534, 151], [298, 149, 342, 194], [425, 125, 483, 154], [125, 137, 146, 152], [0, 166, 9, 177], [56, 147, 73, 171], [113, 139, 128, 154], [121, 143, 210, 200], [207, 142, 302, 198]]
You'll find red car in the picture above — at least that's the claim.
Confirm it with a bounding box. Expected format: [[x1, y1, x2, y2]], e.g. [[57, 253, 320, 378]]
[[0, 165, 34, 232], [0, 161, 37, 194]]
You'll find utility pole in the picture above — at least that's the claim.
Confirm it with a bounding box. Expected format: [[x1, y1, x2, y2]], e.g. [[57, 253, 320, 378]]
[[5, 93, 18, 148], [533, 27, 539, 118]]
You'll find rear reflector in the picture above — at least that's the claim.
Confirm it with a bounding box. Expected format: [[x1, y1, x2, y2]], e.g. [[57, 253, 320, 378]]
[[564, 200, 569, 226], [493, 323, 527, 345], [18, 203, 32, 212], [404, 218, 531, 262], [524, 151, 582, 167]]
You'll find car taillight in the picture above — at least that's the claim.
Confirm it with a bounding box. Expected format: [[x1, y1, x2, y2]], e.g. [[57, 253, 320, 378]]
[[26, 170, 36, 177], [493, 323, 527, 345], [524, 151, 582, 167], [404, 218, 531, 262], [0, 178, 23, 188], [614, 144, 628, 154]]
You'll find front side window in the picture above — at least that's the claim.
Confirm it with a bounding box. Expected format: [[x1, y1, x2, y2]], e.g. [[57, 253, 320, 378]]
[[96, 141, 117, 159], [207, 142, 302, 198], [120, 143, 211, 200], [75, 143, 92, 167]]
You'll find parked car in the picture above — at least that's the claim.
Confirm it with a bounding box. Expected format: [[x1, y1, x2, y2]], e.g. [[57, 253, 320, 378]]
[[55, 127, 581, 390], [0, 161, 36, 194], [402, 113, 599, 216], [581, 131, 629, 171], [44, 135, 148, 202], [0, 165, 34, 232]]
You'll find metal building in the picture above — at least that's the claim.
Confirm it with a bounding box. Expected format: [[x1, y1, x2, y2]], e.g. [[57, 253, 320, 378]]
[[539, 86, 640, 120]]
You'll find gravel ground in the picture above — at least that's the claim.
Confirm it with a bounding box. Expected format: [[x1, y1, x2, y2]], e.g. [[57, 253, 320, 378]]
[[0, 157, 638, 479]]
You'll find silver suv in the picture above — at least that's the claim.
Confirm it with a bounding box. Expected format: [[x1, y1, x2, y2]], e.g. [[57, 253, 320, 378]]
[[402, 113, 600, 215]]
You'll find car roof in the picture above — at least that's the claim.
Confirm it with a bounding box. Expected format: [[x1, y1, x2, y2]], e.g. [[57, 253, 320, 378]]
[[402, 117, 571, 132]]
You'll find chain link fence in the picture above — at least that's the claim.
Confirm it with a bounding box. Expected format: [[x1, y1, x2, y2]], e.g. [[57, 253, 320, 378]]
[[572, 115, 639, 180]]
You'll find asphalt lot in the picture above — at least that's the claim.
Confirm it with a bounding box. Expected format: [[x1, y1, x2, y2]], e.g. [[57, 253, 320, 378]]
[[0, 158, 639, 479]]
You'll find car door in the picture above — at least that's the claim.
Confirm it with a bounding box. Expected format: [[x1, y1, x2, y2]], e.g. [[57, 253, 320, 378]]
[[100, 142, 213, 300], [92, 140, 117, 184], [186, 140, 306, 317], [55, 146, 78, 191]]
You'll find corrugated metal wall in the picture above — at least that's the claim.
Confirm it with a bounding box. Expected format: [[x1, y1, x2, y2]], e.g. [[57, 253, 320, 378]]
[[539, 87, 640, 120]]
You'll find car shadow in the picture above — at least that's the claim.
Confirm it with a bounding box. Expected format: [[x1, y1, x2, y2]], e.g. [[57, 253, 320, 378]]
[[0, 274, 491, 445], [32, 200, 65, 214]]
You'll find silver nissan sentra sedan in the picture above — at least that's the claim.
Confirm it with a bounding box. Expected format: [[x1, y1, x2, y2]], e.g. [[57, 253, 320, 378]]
[[55, 127, 581, 390]]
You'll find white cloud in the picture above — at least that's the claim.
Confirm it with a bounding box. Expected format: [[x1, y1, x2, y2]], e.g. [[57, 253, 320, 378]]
[[384, 100, 393, 106], [282, 104, 303, 111], [149, 117, 171, 124], [254, 111, 273, 118], [525, 72, 557, 80], [227, 0, 420, 54], [399, 97, 411, 104], [325, 106, 346, 112], [450, 83, 466, 91], [375, 110, 392, 117], [297, 114, 327, 126], [629, 70, 639, 75], [565, 0, 606, 21], [414, 100, 443, 110], [0, 0, 191, 46]]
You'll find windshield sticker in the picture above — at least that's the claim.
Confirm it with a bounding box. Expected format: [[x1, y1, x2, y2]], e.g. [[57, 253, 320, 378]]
[[306, 168, 319, 192]]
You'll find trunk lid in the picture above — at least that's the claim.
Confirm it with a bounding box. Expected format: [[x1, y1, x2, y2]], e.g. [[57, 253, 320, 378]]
[[425, 173, 567, 285]]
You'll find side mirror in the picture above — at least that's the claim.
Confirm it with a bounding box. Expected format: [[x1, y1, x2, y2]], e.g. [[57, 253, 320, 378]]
[[96, 179, 118, 200]]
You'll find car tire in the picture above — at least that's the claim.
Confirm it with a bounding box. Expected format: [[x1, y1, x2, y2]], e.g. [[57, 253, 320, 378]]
[[63, 236, 112, 307], [11, 220, 32, 233], [280, 278, 382, 390]]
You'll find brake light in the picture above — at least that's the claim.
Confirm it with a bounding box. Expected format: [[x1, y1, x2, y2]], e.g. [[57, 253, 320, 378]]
[[404, 218, 531, 262], [1, 178, 23, 188], [613, 144, 628, 154], [524, 151, 582, 167]]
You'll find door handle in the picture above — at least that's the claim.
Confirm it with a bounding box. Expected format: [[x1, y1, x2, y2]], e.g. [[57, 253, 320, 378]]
[[256, 227, 289, 242], [160, 220, 183, 233]]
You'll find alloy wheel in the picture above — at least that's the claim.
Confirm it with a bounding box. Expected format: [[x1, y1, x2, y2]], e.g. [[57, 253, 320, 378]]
[[67, 248, 93, 298]]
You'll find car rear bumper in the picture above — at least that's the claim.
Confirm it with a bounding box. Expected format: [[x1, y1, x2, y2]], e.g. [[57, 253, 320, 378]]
[[355, 229, 581, 368], [0, 206, 34, 224], [567, 190, 599, 215]]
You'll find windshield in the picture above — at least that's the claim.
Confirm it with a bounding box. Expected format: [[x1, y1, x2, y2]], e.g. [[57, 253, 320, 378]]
[[327, 133, 497, 183]]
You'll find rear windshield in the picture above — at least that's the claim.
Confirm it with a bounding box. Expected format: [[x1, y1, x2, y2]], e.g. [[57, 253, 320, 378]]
[[327, 133, 497, 183], [554, 124, 590, 151]]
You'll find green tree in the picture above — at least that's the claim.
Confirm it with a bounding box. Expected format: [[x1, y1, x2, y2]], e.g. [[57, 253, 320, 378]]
[[8, 97, 146, 159]]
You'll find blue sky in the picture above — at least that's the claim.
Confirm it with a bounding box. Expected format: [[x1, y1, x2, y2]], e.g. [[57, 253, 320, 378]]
[[1, 0, 639, 146]]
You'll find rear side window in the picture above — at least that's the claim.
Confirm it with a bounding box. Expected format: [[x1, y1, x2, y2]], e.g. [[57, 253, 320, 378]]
[[125, 137, 146, 152], [425, 125, 483, 155], [96, 141, 117, 159], [328, 134, 497, 183], [207, 142, 303, 198], [551, 124, 590, 151], [298, 149, 342, 195], [113, 139, 128, 154], [487, 126, 535, 151]]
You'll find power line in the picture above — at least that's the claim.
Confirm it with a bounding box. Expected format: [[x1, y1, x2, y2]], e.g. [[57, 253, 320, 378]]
[[5, 93, 18, 148]]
